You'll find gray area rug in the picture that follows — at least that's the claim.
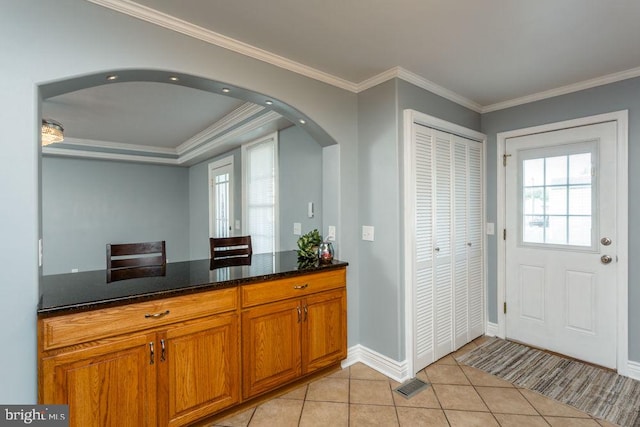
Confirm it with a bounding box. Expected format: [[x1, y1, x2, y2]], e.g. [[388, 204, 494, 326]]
[[456, 338, 640, 427]]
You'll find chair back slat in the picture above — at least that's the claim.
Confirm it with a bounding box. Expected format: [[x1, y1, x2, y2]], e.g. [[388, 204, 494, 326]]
[[107, 241, 166, 273], [210, 236, 252, 260]]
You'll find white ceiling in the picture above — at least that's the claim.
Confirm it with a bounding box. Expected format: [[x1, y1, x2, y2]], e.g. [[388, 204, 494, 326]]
[[129, 0, 640, 108], [44, 0, 640, 160]]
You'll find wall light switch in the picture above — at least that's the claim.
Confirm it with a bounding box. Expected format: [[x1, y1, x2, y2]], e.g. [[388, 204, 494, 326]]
[[362, 225, 375, 241], [327, 225, 336, 241], [486, 222, 495, 235], [235, 220, 241, 230], [293, 222, 302, 235], [308, 202, 314, 218]]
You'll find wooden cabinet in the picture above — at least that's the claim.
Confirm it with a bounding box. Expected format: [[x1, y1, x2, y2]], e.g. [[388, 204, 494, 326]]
[[39, 267, 347, 426], [41, 332, 157, 427], [39, 288, 239, 427], [241, 270, 347, 399], [158, 314, 239, 427]]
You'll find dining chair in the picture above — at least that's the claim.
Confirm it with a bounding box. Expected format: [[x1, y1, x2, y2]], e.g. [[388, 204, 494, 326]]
[[210, 236, 252, 260], [107, 240, 166, 270]]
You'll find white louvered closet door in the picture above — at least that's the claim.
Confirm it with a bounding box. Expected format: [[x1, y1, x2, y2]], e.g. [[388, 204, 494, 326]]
[[410, 119, 484, 374], [433, 130, 454, 360], [413, 125, 435, 370], [452, 136, 485, 349]]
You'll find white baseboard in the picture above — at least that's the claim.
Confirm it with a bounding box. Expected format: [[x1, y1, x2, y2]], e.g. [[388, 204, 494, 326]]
[[485, 321, 499, 337], [626, 360, 640, 381], [342, 344, 410, 383]]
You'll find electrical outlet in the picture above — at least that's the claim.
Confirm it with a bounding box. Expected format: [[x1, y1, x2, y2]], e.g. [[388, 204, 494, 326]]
[[293, 222, 302, 235], [486, 222, 495, 235], [362, 225, 374, 241]]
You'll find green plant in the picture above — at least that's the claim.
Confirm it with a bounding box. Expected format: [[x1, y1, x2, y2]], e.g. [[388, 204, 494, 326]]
[[297, 229, 322, 263]]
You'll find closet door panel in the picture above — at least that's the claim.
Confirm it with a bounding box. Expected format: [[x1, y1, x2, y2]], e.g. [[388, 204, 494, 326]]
[[434, 131, 453, 360], [453, 139, 469, 349], [467, 142, 484, 338], [414, 126, 435, 368]]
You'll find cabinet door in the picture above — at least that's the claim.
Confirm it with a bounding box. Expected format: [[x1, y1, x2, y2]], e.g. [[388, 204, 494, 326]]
[[41, 333, 156, 427], [158, 314, 240, 427], [302, 289, 347, 373], [242, 299, 302, 399]]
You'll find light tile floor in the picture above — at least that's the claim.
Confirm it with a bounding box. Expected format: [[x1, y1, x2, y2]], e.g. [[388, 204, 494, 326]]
[[208, 337, 618, 427]]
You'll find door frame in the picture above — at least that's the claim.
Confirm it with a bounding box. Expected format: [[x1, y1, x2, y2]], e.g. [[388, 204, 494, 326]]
[[496, 110, 629, 376], [208, 155, 235, 239], [403, 109, 487, 376]]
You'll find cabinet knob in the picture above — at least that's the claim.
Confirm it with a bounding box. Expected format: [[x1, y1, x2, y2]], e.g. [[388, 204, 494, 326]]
[[293, 284, 309, 290]]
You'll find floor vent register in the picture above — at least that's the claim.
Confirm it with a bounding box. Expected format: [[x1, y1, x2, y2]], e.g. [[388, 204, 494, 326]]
[[394, 377, 431, 399]]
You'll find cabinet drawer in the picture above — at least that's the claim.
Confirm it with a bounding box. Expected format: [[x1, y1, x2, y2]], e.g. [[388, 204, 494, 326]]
[[241, 269, 346, 308], [40, 287, 237, 351]]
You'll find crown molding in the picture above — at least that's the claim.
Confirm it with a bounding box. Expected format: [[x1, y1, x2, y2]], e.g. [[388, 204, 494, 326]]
[[481, 66, 640, 113], [42, 146, 179, 165], [86, 0, 358, 92], [176, 102, 264, 155], [60, 137, 177, 155], [178, 110, 283, 165]]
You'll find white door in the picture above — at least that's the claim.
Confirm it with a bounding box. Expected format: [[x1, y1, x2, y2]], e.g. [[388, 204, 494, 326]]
[[209, 157, 234, 238], [505, 121, 617, 369]]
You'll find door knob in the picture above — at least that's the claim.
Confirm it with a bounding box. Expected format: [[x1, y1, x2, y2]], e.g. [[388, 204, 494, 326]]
[[601, 255, 612, 264], [600, 237, 612, 246]]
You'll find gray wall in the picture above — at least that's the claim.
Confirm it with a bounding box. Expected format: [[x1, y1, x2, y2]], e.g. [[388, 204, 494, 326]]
[[357, 79, 481, 361], [481, 76, 640, 362], [1, 0, 358, 403], [42, 157, 189, 274], [279, 125, 323, 250]]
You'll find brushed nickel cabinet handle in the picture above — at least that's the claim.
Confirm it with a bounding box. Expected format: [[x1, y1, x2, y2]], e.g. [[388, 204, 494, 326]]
[[293, 284, 309, 290], [304, 305, 308, 322], [149, 342, 155, 365], [160, 339, 166, 362], [145, 310, 170, 319], [297, 306, 302, 323]]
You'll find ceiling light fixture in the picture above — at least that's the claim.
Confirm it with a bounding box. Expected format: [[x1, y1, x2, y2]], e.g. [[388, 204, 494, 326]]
[[41, 119, 64, 145], [221, 88, 231, 93], [106, 74, 119, 81], [169, 76, 179, 81], [265, 100, 273, 105], [298, 119, 306, 125]]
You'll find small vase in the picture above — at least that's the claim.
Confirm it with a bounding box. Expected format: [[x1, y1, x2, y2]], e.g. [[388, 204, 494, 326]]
[[317, 241, 334, 264]]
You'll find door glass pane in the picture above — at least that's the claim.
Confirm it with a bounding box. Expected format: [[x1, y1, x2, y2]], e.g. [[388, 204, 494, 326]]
[[520, 149, 593, 248], [523, 158, 544, 186], [546, 156, 567, 185], [569, 153, 592, 184]]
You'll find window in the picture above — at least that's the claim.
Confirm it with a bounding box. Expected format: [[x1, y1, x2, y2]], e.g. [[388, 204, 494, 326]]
[[519, 142, 596, 249], [242, 134, 278, 254]]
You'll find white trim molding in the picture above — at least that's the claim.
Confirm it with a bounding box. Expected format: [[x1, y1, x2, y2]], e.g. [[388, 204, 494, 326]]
[[496, 110, 629, 377], [342, 345, 410, 383], [627, 360, 640, 381], [485, 322, 499, 337]]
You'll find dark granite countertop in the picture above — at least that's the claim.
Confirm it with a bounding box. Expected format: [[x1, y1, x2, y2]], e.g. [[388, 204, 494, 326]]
[[38, 250, 348, 315]]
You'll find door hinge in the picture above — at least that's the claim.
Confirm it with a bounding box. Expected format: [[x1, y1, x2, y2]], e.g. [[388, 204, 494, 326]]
[[503, 154, 512, 167], [503, 229, 507, 240], [503, 302, 507, 314]]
